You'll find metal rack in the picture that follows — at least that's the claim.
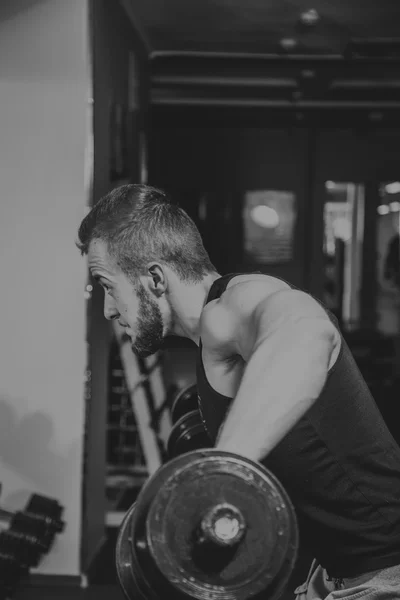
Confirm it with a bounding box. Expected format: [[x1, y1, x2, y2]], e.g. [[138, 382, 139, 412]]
[[105, 324, 172, 526]]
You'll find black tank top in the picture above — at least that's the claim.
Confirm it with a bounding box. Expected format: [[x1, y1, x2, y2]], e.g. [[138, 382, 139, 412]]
[[196, 273, 400, 578]]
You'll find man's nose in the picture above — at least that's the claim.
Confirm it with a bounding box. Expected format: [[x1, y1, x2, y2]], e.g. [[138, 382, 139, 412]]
[[104, 295, 119, 321]]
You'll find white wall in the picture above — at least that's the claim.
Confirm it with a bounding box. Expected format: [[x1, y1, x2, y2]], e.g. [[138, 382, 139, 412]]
[[0, 0, 89, 576]]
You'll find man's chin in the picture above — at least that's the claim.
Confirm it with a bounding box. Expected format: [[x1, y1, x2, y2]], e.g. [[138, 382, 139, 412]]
[[131, 343, 162, 359]]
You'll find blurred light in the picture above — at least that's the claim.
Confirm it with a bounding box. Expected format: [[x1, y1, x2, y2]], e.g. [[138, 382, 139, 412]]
[[301, 69, 315, 79], [389, 201, 400, 212], [86, 284, 93, 292], [84, 291, 92, 300], [333, 217, 351, 242], [299, 9, 320, 26], [326, 181, 335, 190], [280, 37, 297, 50], [198, 195, 207, 221], [385, 182, 400, 194], [377, 204, 390, 215], [250, 205, 280, 228]]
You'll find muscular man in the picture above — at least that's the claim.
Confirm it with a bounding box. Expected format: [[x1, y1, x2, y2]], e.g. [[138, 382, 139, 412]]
[[77, 184, 400, 599]]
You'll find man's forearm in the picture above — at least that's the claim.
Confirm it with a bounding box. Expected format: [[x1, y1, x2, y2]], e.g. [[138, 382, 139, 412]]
[[215, 323, 335, 462]]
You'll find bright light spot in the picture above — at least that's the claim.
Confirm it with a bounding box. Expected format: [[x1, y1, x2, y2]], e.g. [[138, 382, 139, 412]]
[[250, 205, 280, 228], [389, 201, 400, 212], [378, 204, 390, 215], [326, 181, 335, 190], [333, 217, 352, 241], [214, 517, 240, 541], [280, 37, 297, 50], [385, 182, 400, 194]]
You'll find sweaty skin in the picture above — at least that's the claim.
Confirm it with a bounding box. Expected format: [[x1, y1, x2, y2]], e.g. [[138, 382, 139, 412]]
[[88, 239, 340, 463]]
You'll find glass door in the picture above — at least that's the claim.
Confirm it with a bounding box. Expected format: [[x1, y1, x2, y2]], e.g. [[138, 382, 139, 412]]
[[322, 181, 365, 331], [309, 128, 400, 384]]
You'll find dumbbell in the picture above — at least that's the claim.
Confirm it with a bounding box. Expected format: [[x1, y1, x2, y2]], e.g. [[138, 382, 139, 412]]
[[0, 551, 29, 600], [116, 449, 298, 600], [25, 494, 64, 532], [0, 494, 65, 569]]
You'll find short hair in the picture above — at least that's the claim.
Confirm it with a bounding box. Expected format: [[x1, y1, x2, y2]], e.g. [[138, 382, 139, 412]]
[[76, 184, 216, 283]]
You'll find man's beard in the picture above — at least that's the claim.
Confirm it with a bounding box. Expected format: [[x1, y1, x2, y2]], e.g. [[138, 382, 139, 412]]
[[131, 284, 164, 358]]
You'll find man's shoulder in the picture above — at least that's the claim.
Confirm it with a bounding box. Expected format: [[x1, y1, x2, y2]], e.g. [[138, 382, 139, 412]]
[[199, 275, 290, 348], [222, 274, 291, 314], [200, 274, 339, 360], [218, 274, 335, 331]]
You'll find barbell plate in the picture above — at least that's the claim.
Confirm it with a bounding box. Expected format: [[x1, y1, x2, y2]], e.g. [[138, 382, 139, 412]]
[[115, 455, 202, 600], [145, 449, 298, 600], [167, 410, 212, 458], [171, 384, 198, 424], [115, 502, 159, 600]]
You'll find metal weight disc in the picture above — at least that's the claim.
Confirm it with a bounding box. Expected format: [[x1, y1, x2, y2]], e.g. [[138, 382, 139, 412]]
[[145, 449, 299, 600], [116, 457, 209, 600], [167, 410, 212, 458], [171, 384, 198, 423], [115, 503, 152, 600]]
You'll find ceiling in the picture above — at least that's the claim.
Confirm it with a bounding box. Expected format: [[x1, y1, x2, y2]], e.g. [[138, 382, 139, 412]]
[[121, 0, 400, 112], [124, 0, 400, 58]]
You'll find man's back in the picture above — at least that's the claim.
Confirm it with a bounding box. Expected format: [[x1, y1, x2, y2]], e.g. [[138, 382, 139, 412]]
[[197, 273, 400, 579]]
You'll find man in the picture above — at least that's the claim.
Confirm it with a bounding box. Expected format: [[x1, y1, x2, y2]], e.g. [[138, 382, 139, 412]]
[[77, 184, 400, 599]]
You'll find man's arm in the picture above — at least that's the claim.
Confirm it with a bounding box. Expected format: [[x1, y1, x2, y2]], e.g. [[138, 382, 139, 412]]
[[213, 287, 340, 463]]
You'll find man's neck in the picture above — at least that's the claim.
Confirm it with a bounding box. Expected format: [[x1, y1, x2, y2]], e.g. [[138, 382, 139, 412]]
[[170, 272, 221, 344]]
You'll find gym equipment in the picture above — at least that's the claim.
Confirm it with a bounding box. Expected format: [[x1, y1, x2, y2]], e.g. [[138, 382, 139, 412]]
[[167, 409, 212, 458], [167, 383, 212, 458], [170, 383, 198, 424], [0, 492, 65, 599], [116, 449, 298, 600]]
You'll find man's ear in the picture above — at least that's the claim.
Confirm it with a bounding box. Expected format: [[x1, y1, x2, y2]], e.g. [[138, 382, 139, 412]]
[[147, 263, 167, 297]]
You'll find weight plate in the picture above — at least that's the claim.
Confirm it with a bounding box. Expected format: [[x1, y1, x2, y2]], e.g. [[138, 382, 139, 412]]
[[116, 459, 198, 600], [116, 502, 159, 600], [167, 410, 212, 458], [145, 449, 298, 600], [171, 384, 198, 424]]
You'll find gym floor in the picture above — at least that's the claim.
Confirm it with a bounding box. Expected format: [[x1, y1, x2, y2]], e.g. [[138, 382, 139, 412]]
[[15, 585, 295, 600], [14, 525, 310, 600], [15, 584, 125, 600], [15, 582, 296, 600]]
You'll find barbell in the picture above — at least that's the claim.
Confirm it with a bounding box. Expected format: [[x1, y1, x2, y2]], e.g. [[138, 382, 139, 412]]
[[170, 384, 199, 423], [167, 410, 212, 458], [116, 449, 298, 600], [168, 384, 212, 458]]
